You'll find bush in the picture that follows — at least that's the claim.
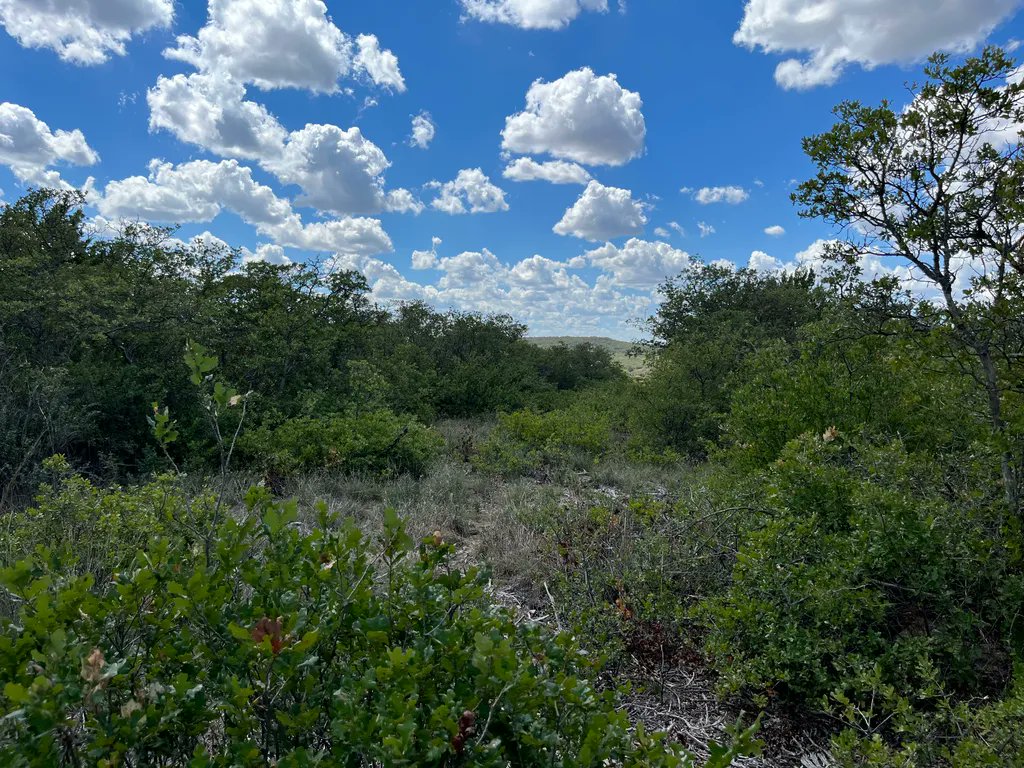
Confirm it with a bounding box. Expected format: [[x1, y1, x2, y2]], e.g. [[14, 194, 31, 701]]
[[0, 478, 757, 767], [1, 455, 212, 589], [831, 665, 1024, 766], [546, 494, 724, 671], [238, 410, 443, 477], [475, 406, 613, 475], [721, 324, 981, 468], [628, 262, 825, 458], [700, 433, 1023, 732]]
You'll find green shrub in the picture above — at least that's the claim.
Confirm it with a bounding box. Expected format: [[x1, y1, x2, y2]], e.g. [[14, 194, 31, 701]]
[[721, 325, 980, 468], [700, 433, 1023, 730], [475, 406, 613, 475], [1, 455, 212, 589], [547, 495, 713, 670], [0, 478, 757, 767], [830, 665, 1024, 766], [239, 410, 443, 477], [628, 262, 825, 458]]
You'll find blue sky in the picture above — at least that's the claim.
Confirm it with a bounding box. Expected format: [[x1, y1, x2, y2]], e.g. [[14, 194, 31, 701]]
[[1, 0, 1022, 338]]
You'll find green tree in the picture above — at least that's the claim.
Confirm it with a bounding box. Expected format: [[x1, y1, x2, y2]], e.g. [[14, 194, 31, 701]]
[[634, 261, 825, 455], [795, 46, 1024, 515]]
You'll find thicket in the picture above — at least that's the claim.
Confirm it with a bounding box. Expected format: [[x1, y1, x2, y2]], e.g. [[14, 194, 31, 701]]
[[0, 191, 620, 498], [3, 46, 1024, 767], [479, 49, 1024, 764], [0, 476, 763, 766]]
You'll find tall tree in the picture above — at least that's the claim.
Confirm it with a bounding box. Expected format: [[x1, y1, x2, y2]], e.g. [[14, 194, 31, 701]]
[[795, 47, 1024, 514]]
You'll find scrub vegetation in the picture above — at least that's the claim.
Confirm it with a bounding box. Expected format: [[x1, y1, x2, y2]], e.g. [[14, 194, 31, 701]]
[[2, 48, 1023, 766]]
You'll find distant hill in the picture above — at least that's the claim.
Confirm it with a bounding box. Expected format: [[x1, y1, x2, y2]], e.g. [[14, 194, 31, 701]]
[[526, 336, 648, 376]]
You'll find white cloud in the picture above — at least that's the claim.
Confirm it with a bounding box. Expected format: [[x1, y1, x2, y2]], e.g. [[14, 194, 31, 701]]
[[0, 102, 98, 186], [654, 227, 670, 238], [99, 159, 276, 223], [503, 157, 591, 184], [97, 159, 392, 256], [747, 239, 985, 302], [0, 0, 172, 65], [698, 221, 716, 238], [460, 0, 608, 30], [409, 112, 436, 149], [384, 188, 426, 215], [764, 224, 786, 237], [748, 250, 783, 272], [244, 243, 291, 265], [735, 0, 1023, 89], [502, 67, 645, 166], [148, 21, 418, 220], [669, 221, 685, 236], [580, 238, 691, 288], [165, 0, 401, 94], [354, 34, 406, 92], [553, 180, 648, 241], [412, 236, 443, 269], [266, 123, 420, 215], [341, 246, 653, 337], [695, 185, 749, 205], [429, 168, 509, 214], [147, 71, 288, 161], [147, 75, 416, 216]]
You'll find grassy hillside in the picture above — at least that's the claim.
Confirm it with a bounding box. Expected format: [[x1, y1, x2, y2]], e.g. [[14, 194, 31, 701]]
[[527, 336, 648, 376]]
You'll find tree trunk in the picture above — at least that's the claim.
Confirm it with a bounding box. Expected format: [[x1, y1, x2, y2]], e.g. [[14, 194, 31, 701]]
[[942, 284, 1021, 515], [977, 342, 1020, 515]]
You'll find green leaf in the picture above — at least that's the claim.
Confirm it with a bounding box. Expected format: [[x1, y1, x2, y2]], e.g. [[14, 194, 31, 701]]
[[3, 683, 28, 704]]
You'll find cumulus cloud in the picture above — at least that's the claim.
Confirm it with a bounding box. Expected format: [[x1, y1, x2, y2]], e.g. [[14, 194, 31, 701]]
[[694, 185, 749, 205], [165, 0, 402, 94], [734, 0, 1023, 89], [147, 77, 419, 216], [747, 250, 783, 272], [148, 4, 412, 218], [354, 34, 406, 92], [97, 158, 392, 256], [502, 67, 645, 166], [244, 243, 291, 265], [503, 157, 591, 184], [412, 236, 443, 269], [409, 112, 436, 149], [579, 238, 691, 288], [698, 221, 716, 238], [141, 2, 416, 230], [429, 168, 509, 214], [0, 0, 172, 64], [764, 224, 786, 237], [460, 0, 608, 30], [265, 124, 420, 215], [339, 246, 654, 337], [147, 72, 288, 161], [747, 238, 989, 302], [553, 180, 648, 241], [0, 102, 98, 186]]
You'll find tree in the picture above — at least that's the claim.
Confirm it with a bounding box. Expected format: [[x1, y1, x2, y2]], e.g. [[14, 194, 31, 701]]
[[795, 46, 1024, 515], [633, 261, 825, 455]]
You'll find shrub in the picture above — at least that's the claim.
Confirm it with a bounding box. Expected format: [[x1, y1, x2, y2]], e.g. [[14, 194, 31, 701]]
[[0, 478, 757, 766], [830, 665, 1024, 766], [1, 455, 212, 589], [239, 410, 443, 477], [475, 406, 613, 475], [721, 325, 981, 468], [700, 433, 1023, 734], [628, 262, 826, 458]]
